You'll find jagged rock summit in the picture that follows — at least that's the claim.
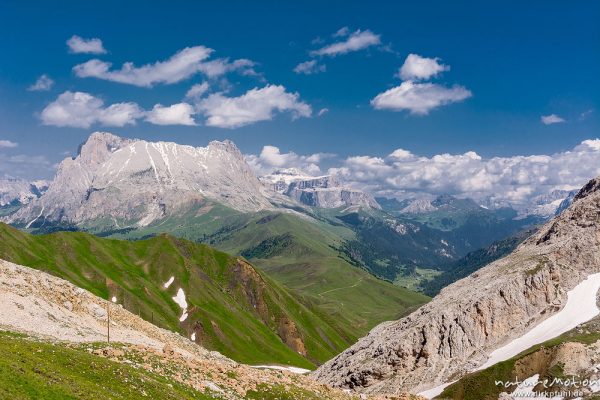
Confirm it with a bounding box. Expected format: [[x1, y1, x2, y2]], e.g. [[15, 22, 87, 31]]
[[7, 132, 272, 228], [313, 174, 600, 395], [261, 168, 380, 209], [7, 133, 382, 229], [0, 178, 48, 207]]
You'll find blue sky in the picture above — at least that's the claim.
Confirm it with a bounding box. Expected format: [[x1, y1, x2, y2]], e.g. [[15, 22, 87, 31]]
[[0, 0, 599, 182]]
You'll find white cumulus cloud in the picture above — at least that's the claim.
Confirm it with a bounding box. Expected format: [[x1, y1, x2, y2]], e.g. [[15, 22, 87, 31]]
[[40, 91, 142, 128], [73, 46, 258, 87], [0, 140, 18, 148], [197, 58, 257, 78], [294, 60, 326, 75], [73, 46, 213, 87], [67, 35, 107, 54], [371, 81, 472, 115], [185, 82, 210, 99], [398, 54, 449, 81], [246, 145, 334, 175], [541, 114, 566, 125], [145, 103, 196, 126], [28, 74, 54, 91], [310, 29, 381, 57], [197, 85, 311, 128], [328, 139, 600, 208]]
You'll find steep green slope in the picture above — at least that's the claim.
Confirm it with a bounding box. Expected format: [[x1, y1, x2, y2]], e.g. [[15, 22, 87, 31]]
[[0, 223, 353, 367], [203, 212, 430, 335], [103, 208, 430, 339], [0, 332, 358, 400], [0, 332, 215, 400]]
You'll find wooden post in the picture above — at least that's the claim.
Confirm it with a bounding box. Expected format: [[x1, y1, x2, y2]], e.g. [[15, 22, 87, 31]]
[[107, 300, 110, 343]]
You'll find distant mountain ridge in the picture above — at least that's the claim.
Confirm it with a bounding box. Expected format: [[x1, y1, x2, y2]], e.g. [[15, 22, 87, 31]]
[[0, 177, 48, 207], [261, 168, 380, 209], [378, 189, 575, 220], [6, 133, 381, 230]]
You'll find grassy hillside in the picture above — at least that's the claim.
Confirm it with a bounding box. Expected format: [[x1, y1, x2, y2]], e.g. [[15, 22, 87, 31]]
[[0, 332, 215, 400], [199, 212, 430, 335], [0, 222, 356, 367], [102, 208, 430, 340], [0, 331, 357, 400]]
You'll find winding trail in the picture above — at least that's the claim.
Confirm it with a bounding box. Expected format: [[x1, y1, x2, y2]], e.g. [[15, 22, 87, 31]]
[[317, 278, 363, 297]]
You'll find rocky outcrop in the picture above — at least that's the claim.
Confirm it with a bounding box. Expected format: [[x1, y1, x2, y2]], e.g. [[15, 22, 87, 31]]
[[313, 175, 600, 395], [261, 169, 380, 209], [0, 178, 48, 207], [0, 257, 228, 359], [0, 258, 417, 400], [230, 259, 307, 356], [6, 132, 272, 228], [517, 189, 579, 218]]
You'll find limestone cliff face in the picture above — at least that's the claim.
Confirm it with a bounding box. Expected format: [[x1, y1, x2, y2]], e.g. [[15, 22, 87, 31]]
[[313, 175, 600, 395], [0, 178, 47, 207], [261, 169, 380, 209], [7, 132, 272, 228]]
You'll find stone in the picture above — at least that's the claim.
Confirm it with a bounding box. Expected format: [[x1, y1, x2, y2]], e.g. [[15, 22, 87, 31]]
[[313, 174, 600, 395]]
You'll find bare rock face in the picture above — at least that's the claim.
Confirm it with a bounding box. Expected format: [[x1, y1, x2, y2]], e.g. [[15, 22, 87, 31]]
[[261, 168, 380, 209], [313, 175, 600, 395], [0, 178, 48, 207], [7, 132, 272, 228]]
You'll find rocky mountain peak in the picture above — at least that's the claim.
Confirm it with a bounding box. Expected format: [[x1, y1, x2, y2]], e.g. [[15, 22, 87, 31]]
[[207, 139, 244, 159], [6, 132, 273, 228], [0, 178, 48, 207], [77, 131, 132, 164], [313, 173, 600, 395], [260, 169, 380, 209], [574, 176, 600, 202]]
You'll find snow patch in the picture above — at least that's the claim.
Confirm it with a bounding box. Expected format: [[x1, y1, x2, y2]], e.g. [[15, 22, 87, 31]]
[[163, 276, 174, 289], [418, 380, 456, 399], [252, 365, 311, 374], [420, 272, 600, 399], [477, 272, 600, 370], [25, 205, 44, 229], [172, 288, 188, 322]]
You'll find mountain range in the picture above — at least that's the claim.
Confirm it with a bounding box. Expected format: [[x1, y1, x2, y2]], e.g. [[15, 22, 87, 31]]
[[2, 131, 600, 399], [313, 175, 600, 397], [3, 132, 561, 291]]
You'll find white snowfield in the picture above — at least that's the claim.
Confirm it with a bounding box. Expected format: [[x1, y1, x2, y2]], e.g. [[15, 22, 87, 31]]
[[478, 272, 600, 370], [419, 272, 600, 399], [163, 276, 174, 289], [172, 288, 188, 322], [252, 365, 312, 374]]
